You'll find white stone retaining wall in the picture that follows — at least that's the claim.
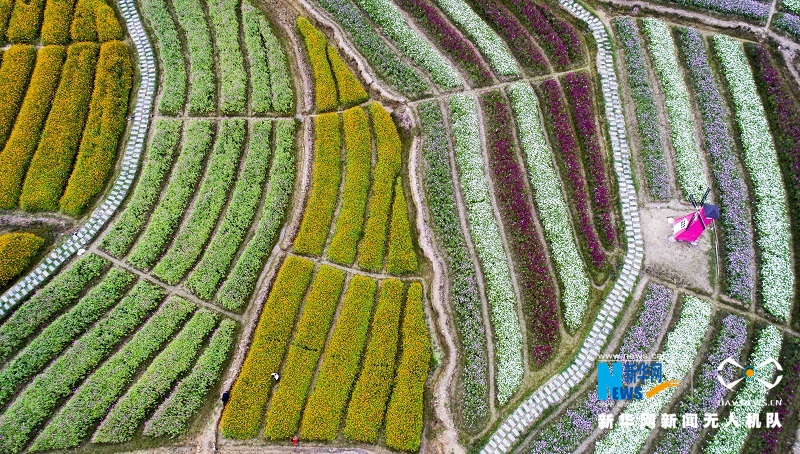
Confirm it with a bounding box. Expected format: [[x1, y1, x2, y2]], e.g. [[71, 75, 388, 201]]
[[0, 0, 155, 316], [480, 0, 644, 452]]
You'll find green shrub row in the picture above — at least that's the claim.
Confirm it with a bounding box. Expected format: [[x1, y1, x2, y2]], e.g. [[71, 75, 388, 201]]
[[328, 44, 368, 108], [240, 2, 295, 113], [207, 0, 245, 114], [216, 120, 296, 311], [140, 0, 187, 114], [19, 42, 98, 212], [384, 282, 430, 451], [219, 255, 314, 439], [0, 280, 166, 453], [127, 119, 212, 269], [70, 0, 123, 42], [328, 106, 371, 265], [186, 120, 272, 299], [263, 265, 346, 439], [5, 0, 45, 43], [60, 40, 133, 216], [30, 295, 194, 452], [170, 0, 215, 114], [153, 118, 245, 284], [0, 45, 65, 209], [0, 253, 107, 365], [257, 9, 294, 113], [93, 308, 217, 443], [0, 45, 36, 150], [386, 178, 418, 274], [143, 318, 236, 438], [0, 231, 45, 287], [100, 119, 182, 257], [357, 103, 402, 271], [41, 0, 76, 44], [241, 1, 272, 114], [297, 17, 338, 112], [343, 278, 404, 442], [0, 268, 134, 408], [293, 112, 342, 256], [0, 0, 12, 38], [300, 274, 377, 440]]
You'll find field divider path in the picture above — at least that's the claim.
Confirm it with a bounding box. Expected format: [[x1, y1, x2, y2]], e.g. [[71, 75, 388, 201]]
[[481, 1, 644, 452], [0, 0, 156, 318]]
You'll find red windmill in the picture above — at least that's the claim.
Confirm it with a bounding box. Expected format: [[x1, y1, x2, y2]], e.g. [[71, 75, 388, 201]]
[[668, 188, 719, 245]]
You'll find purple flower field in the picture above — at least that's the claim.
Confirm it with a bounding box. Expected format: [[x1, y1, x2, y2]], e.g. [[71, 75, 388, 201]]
[[482, 91, 559, 364], [525, 283, 673, 454], [665, 0, 770, 22], [540, 78, 606, 269], [652, 314, 748, 454], [563, 72, 617, 247], [395, 0, 494, 86], [469, 0, 548, 74], [676, 27, 754, 303], [614, 17, 672, 200], [501, 0, 571, 68]]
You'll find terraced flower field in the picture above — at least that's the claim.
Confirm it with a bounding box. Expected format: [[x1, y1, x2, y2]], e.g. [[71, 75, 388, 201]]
[[1, 0, 800, 452]]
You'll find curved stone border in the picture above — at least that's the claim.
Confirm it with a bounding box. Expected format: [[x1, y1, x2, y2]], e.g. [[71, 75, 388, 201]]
[[480, 1, 644, 452], [0, 0, 156, 316]]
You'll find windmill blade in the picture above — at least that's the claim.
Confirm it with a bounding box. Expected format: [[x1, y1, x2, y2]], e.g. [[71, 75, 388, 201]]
[[700, 187, 711, 206], [689, 193, 697, 209], [685, 212, 697, 231], [699, 215, 707, 230]]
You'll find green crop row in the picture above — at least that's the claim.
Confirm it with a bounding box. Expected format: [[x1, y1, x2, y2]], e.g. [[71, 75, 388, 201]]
[[100, 119, 181, 257], [143, 318, 236, 438], [71, 0, 123, 42], [171, 0, 215, 114], [328, 44, 368, 108], [241, 2, 295, 114], [0, 45, 36, 149], [386, 178, 418, 274], [207, 0, 245, 114], [293, 112, 342, 256], [343, 278, 404, 443], [0, 253, 107, 365], [127, 119, 212, 269], [297, 17, 338, 112], [30, 295, 194, 452], [93, 309, 217, 443], [186, 120, 272, 300], [258, 10, 294, 113], [0, 268, 134, 408], [216, 120, 296, 311], [300, 274, 377, 440], [41, 0, 76, 44], [358, 103, 402, 271], [5, 0, 45, 43], [19, 42, 98, 212], [0, 45, 65, 209], [140, 0, 187, 114], [0, 231, 44, 287], [0, 0, 11, 38], [60, 40, 132, 216], [328, 106, 371, 265], [384, 282, 430, 451], [219, 255, 314, 438], [263, 265, 346, 439], [241, 1, 273, 114], [0, 280, 166, 453], [153, 118, 245, 284]]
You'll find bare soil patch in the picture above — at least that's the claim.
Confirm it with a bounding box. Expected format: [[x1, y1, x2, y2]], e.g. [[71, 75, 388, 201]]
[[640, 203, 714, 295]]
